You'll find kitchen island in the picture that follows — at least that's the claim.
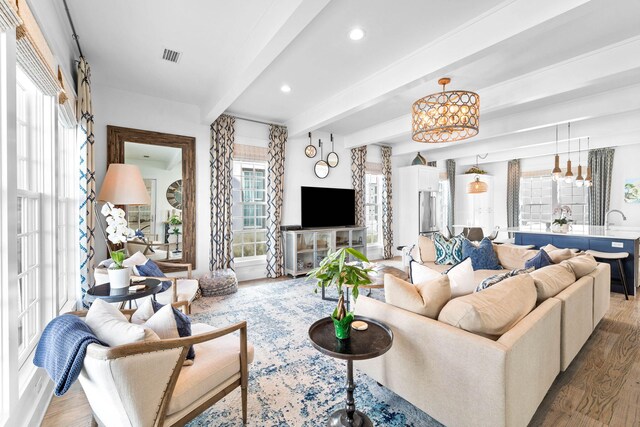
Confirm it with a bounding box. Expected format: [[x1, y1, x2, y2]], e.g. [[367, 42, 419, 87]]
[[508, 226, 639, 296]]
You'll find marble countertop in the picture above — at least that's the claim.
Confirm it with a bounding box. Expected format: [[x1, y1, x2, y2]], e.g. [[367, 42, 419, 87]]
[[507, 226, 640, 240]]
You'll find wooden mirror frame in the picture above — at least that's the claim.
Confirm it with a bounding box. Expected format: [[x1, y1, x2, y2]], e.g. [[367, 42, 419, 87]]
[[107, 125, 196, 272]]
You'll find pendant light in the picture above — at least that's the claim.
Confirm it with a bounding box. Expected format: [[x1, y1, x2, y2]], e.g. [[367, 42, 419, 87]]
[[575, 138, 584, 187], [551, 125, 562, 181], [412, 77, 480, 143], [467, 155, 488, 194], [564, 123, 574, 183], [584, 137, 593, 187]]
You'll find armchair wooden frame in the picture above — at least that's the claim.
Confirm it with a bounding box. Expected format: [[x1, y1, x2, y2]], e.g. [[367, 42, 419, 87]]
[[70, 302, 248, 426], [131, 261, 194, 313]]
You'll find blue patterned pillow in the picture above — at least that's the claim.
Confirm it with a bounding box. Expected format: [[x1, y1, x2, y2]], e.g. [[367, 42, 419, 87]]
[[462, 238, 502, 270], [136, 259, 172, 291], [475, 267, 534, 292], [433, 233, 464, 265], [524, 249, 552, 270]]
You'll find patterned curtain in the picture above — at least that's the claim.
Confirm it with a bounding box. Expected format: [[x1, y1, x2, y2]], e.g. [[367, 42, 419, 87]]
[[446, 159, 456, 228], [507, 159, 521, 232], [210, 114, 235, 271], [381, 146, 393, 259], [77, 57, 95, 303], [266, 125, 287, 277], [351, 146, 367, 226], [588, 148, 615, 226]]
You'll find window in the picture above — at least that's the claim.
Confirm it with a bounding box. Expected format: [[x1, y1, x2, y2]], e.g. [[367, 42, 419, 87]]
[[519, 174, 588, 229], [55, 122, 79, 312], [232, 161, 267, 259], [16, 67, 51, 366], [365, 173, 383, 245]]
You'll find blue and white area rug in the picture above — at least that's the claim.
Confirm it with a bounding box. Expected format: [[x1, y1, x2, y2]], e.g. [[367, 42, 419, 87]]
[[187, 277, 441, 427]]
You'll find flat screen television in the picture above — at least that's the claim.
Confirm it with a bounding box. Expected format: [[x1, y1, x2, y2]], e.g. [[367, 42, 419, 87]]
[[301, 186, 355, 228]]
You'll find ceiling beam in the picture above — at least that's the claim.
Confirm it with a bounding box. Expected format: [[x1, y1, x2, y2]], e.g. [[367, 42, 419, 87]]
[[345, 36, 640, 148], [285, 0, 592, 137], [202, 0, 331, 124]]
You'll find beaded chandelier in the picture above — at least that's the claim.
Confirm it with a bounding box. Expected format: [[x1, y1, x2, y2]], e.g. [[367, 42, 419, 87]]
[[412, 77, 480, 143]]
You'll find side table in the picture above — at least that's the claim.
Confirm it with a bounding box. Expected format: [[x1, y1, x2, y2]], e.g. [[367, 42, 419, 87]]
[[308, 316, 393, 427], [85, 278, 162, 308]]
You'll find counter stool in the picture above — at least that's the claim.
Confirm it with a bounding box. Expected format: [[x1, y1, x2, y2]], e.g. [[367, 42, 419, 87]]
[[586, 250, 629, 300]]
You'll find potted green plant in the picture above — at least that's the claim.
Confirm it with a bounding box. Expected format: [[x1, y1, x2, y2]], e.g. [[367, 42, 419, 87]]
[[307, 248, 373, 340]]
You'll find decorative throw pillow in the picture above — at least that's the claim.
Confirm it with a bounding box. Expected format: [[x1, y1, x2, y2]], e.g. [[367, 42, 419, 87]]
[[417, 235, 437, 263], [540, 244, 576, 263], [445, 257, 476, 297], [563, 253, 597, 278], [409, 260, 441, 284], [524, 248, 552, 270], [136, 258, 172, 291], [475, 266, 534, 292], [433, 233, 464, 265], [385, 274, 451, 319], [132, 298, 195, 363], [462, 238, 502, 270], [85, 299, 159, 347]]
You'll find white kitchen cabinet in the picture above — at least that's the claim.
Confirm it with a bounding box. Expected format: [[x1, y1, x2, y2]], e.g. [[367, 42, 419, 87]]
[[454, 174, 494, 235]]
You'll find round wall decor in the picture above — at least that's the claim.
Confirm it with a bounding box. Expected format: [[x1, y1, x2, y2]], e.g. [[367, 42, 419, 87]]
[[314, 160, 329, 179], [166, 179, 183, 209], [305, 131, 317, 158], [327, 133, 339, 167]]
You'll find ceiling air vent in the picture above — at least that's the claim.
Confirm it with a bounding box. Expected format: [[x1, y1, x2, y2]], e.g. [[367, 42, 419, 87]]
[[162, 48, 182, 64]]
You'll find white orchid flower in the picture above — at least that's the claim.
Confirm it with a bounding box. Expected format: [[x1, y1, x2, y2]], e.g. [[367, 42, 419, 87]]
[[111, 208, 126, 218], [100, 202, 114, 217]]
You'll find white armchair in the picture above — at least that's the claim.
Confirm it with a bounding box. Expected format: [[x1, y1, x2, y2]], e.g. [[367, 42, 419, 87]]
[[71, 302, 253, 426]]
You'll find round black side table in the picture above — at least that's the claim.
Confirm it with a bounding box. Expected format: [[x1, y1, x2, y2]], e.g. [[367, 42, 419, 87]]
[[85, 278, 163, 308], [309, 316, 393, 427]]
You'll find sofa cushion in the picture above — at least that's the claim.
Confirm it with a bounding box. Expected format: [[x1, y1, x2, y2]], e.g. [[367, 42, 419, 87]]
[[167, 323, 255, 416], [446, 258, 476, 298], [418, 235, 437, 263], [438, 274, 536, 338], [524, 248, 552, 270], [85, 299, 159, 347], [409, 260, 441, 284], [493, 244, 538, 270], [529, 263, 577, 302], [433, 233, 465, 265], [462, 238, 502, 270], [475, 267, 535, 292], [419, 262, 450, 273], [541, 244, 576, 264], [385, 274, 451, 319], [563, 253, 598, 278]]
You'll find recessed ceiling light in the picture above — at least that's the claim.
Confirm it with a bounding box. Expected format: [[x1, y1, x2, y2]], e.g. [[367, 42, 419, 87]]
[[280, 84, 291, 93], [349, 27, 365, 41]]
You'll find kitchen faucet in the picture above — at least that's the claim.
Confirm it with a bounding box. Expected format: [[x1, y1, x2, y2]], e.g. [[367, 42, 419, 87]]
[[605, 209, 627, 230]]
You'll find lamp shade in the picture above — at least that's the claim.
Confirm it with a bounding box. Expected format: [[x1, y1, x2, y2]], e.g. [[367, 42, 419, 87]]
[[98, 164, 151, 205], [467, 176, 488, 194]]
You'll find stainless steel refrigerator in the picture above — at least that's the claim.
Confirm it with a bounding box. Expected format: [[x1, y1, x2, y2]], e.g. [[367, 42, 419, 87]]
[[419, 190, 440, 235]]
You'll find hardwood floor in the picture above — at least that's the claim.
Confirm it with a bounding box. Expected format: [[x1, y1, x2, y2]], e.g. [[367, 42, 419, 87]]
[[41, 291, 639, 426]]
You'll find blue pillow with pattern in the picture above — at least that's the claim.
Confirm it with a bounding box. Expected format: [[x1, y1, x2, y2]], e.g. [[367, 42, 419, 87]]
[[524, 248, 552, 270], [475, 267, 534, 292], [136, 259, 172, 291], [462, 238, 502, 270], [433, 233, 465, 265]]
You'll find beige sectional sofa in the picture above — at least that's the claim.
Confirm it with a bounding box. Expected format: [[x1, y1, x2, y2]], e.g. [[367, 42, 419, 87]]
[[354, 241, 611, 427]]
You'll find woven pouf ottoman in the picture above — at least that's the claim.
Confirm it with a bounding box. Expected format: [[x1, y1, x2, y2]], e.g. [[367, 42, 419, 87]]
[[198, 269, 238, 297]]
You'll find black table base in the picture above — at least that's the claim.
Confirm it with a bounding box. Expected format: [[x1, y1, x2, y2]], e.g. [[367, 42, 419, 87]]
[[328, 360, 373, 427]]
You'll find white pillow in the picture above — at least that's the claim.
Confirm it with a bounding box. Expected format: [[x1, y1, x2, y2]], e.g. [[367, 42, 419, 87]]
[[410, 261, 441, 284], [132, 298, 179, 340], [446, 258, 476, 298], [85, 299, 159, 347], [123, 251, 148, 275]]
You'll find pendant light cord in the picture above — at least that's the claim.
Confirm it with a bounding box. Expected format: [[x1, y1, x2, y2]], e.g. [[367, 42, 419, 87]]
[[567, 122, 571, 160]]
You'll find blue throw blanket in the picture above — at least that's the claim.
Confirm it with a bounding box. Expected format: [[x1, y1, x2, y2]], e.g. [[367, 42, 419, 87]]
[[33, 314, 105, 396]]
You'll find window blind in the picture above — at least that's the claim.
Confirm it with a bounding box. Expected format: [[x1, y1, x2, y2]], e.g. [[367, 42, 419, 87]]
[[233, 143, 268, 162], [0, 0, 20, 31]]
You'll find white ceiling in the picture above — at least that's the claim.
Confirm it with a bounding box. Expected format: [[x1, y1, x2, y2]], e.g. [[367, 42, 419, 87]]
[[55, 0, 640, 162], [124, 142, 181, 170]]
